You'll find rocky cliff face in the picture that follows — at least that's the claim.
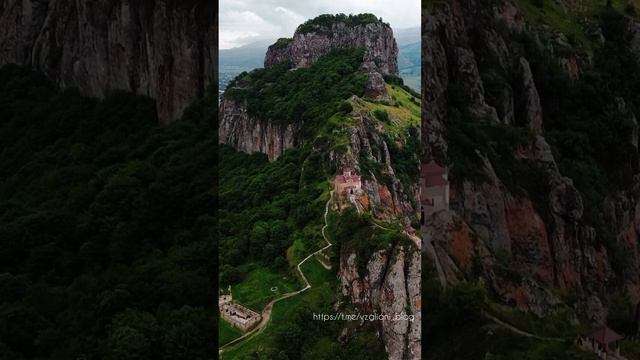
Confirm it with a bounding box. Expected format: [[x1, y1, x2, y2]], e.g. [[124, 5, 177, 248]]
[[219, 17, 401, 162], [218, 97, 300, 161], [423, 0, 640, 321], [340, 246, 421, 360], [333, 91, 421, 359], [264, 20, 398, 75], [330, 94, 418, 222], [0, 0, 217, 123]]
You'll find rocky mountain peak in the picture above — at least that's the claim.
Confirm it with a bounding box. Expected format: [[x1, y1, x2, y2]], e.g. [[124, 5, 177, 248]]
[[264, 13, 399, 75]]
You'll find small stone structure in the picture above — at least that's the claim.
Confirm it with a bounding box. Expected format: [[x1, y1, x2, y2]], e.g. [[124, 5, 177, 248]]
[[334, 167, 362, 195], [420, 161, 449, 223], [219, 292, 261, 332], [576, 325, 626, 360]]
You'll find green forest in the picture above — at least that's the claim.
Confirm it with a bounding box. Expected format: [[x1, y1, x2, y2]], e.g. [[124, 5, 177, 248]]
[[0, 65, 216, 359], [226, 48, 367, 136]]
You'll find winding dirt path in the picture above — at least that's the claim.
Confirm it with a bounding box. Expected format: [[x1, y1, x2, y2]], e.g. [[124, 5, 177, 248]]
[[482, 312, 565, 342], [219, 191, 335, 355], [349, 194, 364, 214]]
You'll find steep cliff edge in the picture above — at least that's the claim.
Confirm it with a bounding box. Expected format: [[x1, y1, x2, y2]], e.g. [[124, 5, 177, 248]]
[[219, 14, 421, 359], [264, 14, 399, 75], [218, 97, 300, 161], [423, 0, 640, 327], [339, 245, 421, 359], [220, 14, 401, 161], [0, 0, 217, 123], [327, 61, 421, 360]]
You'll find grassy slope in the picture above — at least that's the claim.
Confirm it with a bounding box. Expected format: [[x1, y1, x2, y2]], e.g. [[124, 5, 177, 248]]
[[426, 321, 596, 360], [231, 264, 300, 311], [349, 84, 421, 133], [219, 320, 243, 346], [514, 0, 640, 53], [221, 259, 335, 359]]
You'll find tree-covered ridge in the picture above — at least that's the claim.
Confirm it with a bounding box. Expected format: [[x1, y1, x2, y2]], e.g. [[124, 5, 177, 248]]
[[0, 65, 216, 359], [270, 37, 292, 50], [226, 48, 367, 133], [296, 13, 387, 33], [218, 144, 328, 283]]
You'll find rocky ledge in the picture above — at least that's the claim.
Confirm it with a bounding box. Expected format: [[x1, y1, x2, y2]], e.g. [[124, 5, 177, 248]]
[[0, 0, 217, 123]]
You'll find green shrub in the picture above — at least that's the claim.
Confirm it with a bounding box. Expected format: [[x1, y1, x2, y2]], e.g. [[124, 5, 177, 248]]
[[339, 101, 353, 113], [271, 37, 292, 50], [373, 109, 390, 123], [296, 13, 384, 33]]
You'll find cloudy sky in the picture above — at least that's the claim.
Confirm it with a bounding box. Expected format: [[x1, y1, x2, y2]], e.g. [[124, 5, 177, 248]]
[[219, 0, 421, 49]]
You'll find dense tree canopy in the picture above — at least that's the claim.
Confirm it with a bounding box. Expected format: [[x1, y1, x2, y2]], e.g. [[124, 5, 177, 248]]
[[0, 65, 216, 359], [226, 48, 367, 135]]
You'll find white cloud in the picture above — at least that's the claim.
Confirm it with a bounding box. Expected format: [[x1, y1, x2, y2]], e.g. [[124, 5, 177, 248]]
[[219, 0, 420, 49]]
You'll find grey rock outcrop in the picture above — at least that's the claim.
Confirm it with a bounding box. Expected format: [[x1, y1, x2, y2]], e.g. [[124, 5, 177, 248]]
[[361, 61, 390, 101], [0, 0, 217, 123], [265, 20, 398, 75], [330, 96, 418, 221], [340, 245, 421, 360], [421, 0, 627, 318], [218, 98, 300, 161], [517, 57, 543, 134]]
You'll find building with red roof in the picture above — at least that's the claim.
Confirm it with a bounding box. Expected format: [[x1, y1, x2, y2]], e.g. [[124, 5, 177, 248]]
[[334, 167, 362, 195], [576, 325, 624, 359], [420, 161, 449, 222]]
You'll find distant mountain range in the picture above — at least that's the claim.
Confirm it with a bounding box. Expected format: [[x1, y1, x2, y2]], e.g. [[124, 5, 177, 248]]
[[219, 26, 421, 94], [394, 27, 420, 92]]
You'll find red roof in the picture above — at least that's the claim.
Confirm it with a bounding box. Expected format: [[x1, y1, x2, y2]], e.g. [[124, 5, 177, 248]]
[[336, 167, 360, 184], [589, 325, 623, 345], [336, 174, 361, 183], [422, 161, 447, 187]]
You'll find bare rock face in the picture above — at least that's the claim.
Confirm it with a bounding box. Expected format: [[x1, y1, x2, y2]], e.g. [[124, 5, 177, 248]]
[[218, 98, 300, 161], [454, 46, 499, 122], [455, 156, 511, 254], [0, 0, 217, 123], [421, 9, 450, 163], [330, 96, 418, 222], [361, 62, 390, 101], [422, 0, 632, 319], [517, 57, 543, 134], [340, 245, 421, 360], [265, 20, 398, 75]]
